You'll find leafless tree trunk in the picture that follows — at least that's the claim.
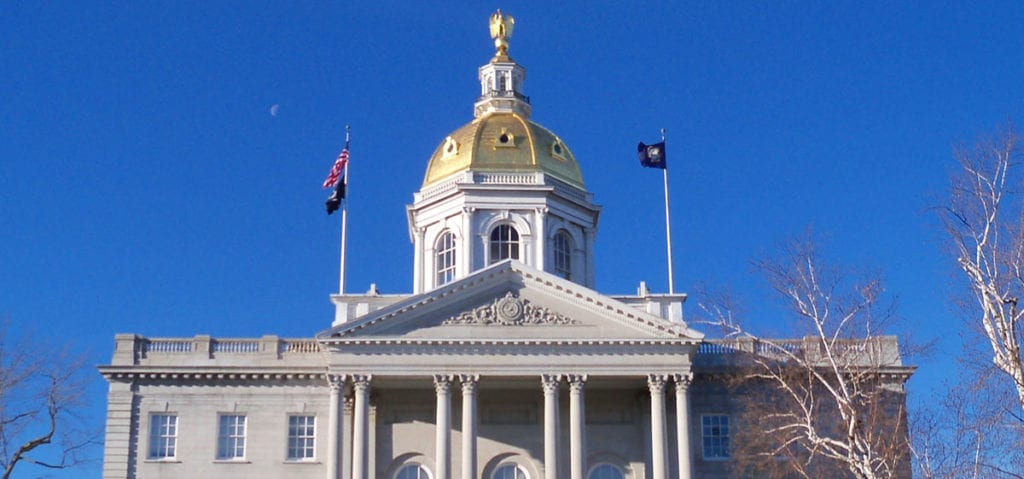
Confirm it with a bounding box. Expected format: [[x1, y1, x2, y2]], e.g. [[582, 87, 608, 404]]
[[0, 322, 96, 479], [698, 237, 913, 479], [942, 127, 1024, 416]]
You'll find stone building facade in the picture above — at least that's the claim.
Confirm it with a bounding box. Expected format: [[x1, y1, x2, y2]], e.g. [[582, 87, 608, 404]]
[[99, 11, 912, 479]]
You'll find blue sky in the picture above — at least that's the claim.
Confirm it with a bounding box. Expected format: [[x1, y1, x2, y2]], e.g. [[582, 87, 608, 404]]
[[2, 1, 1023, 476]]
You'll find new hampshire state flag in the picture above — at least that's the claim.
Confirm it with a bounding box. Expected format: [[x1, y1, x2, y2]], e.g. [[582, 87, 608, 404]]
[[637, 141, 667, 169]]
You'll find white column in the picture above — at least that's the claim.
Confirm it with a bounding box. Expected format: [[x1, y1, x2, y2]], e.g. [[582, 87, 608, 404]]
[[535, 207, 547, 270], [327, 375, 346, 479], [434, 375, 453, 479], [673, 373, 693, 479], [541, 375, 561, 479], [460, 375, 479, 479], [462, 207, 474, 276], [351, 375, 372, 479], [479, 234, 489, 266], [567, 374, 587, 479], [413, 227, 426, 293], [648, 375, 668, 479]]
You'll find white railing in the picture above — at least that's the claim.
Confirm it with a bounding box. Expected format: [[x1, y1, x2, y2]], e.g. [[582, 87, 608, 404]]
[[144, 339, 192, 353], [212, 340, 260, 353], [473, 172, 541, 185], [281, 340, 321, 353], [130, 335, 322, 362]]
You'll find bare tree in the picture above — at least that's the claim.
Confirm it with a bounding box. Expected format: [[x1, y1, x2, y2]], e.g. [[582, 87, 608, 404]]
[[697, 237, 913, 479], [942, 127, 1024, 415], [0, 322, 95, 479], [911, 374, 1024, 479]]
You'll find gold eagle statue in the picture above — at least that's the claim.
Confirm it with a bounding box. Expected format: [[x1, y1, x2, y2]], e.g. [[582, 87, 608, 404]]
[[489, 10, 514, 57]]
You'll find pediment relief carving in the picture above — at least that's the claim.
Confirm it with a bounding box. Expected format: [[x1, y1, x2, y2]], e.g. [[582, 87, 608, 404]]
[[442, 292, 579, 326]]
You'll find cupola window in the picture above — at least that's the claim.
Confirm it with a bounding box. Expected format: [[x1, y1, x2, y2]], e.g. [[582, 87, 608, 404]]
[[553, 230, 572, 279], [489, 224, 520, 263], [436, 231, 457, 286]]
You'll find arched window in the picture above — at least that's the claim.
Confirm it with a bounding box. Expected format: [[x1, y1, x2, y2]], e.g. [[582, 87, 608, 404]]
[[587, 464, 624, 479], [492, 463, 528, 479], [395, 464, 431, 479], [489, 225, 520, 263], [553, 231, 572, 279], [436, 231, 457, 286]]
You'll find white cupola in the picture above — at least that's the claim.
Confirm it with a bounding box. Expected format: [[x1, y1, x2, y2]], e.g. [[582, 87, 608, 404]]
[[406, 10, 601, 294]]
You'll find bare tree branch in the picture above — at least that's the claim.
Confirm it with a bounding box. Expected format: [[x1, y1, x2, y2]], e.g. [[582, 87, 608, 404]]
[[0, 322, 97, 479], [942, 127, 1024, 413], [696, 235, 912, 479]]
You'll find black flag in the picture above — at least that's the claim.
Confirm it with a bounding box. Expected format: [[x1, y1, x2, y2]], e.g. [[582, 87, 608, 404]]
[[325, 181, 345, 215], [638, 141, 667, 169]]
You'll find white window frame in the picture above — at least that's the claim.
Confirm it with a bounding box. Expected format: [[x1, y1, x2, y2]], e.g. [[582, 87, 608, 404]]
[[489, 224, 520, 263], [701, 414, 731, 460], [435, 231, 457, 286], [216, 414, 246, 460], [148, 413, 178, 460], [287, 415, 316, 461]]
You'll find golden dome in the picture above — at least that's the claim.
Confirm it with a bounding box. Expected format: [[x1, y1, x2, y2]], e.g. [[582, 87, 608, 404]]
[[422, 112, 584, 188]]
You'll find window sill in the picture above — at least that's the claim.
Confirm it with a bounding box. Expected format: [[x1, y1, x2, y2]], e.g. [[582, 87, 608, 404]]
[[283, 460, 321, 465], [144, 459, 182, 463], [214, 459, 251, 464]]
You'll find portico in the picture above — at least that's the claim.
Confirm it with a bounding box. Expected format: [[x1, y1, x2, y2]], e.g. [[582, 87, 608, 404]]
[[320, 260, 702, 479]]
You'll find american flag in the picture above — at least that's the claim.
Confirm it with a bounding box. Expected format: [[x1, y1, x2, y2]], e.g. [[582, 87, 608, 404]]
[[322, 145, 349, 189]]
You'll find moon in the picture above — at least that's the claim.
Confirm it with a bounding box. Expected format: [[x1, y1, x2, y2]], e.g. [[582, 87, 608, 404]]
[[270, 104, 280, 117]]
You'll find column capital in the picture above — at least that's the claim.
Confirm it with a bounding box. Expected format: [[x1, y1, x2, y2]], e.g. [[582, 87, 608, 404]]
[[459, 374, 479, 394], [648, 374, 668, 393], [328, 374, 347, 391], [672, 372, 693, 393], [541, 374, 562, 394], [352, 374, 372, 392], [567, 374, 587, 393], [434, 374, 455, 394]]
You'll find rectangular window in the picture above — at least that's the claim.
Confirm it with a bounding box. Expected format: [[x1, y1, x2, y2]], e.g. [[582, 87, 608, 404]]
[[702, 414, 731, 459], [217, 414, 246, 460], [149, 414, 178, 459], [287, 415, 316, 460]]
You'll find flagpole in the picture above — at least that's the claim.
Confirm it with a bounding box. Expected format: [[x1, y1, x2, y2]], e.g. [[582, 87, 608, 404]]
[[661, 128, 675, 295], [338, 125, 350, 295]]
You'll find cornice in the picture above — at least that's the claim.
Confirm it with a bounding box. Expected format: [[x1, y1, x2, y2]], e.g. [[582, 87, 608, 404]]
[[98, 365, 328, 384], [325, 338, 699, 347]]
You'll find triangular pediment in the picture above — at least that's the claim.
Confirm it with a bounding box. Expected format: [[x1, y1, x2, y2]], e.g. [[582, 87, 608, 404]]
[[317, 261, 703, 343]]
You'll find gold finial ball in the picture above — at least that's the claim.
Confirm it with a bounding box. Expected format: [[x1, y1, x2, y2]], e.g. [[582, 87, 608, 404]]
[[489, 10, 515, 57]]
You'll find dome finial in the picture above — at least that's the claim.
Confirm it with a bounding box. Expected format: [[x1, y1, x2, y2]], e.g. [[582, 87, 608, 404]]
[[489, 10, 515, 60]]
